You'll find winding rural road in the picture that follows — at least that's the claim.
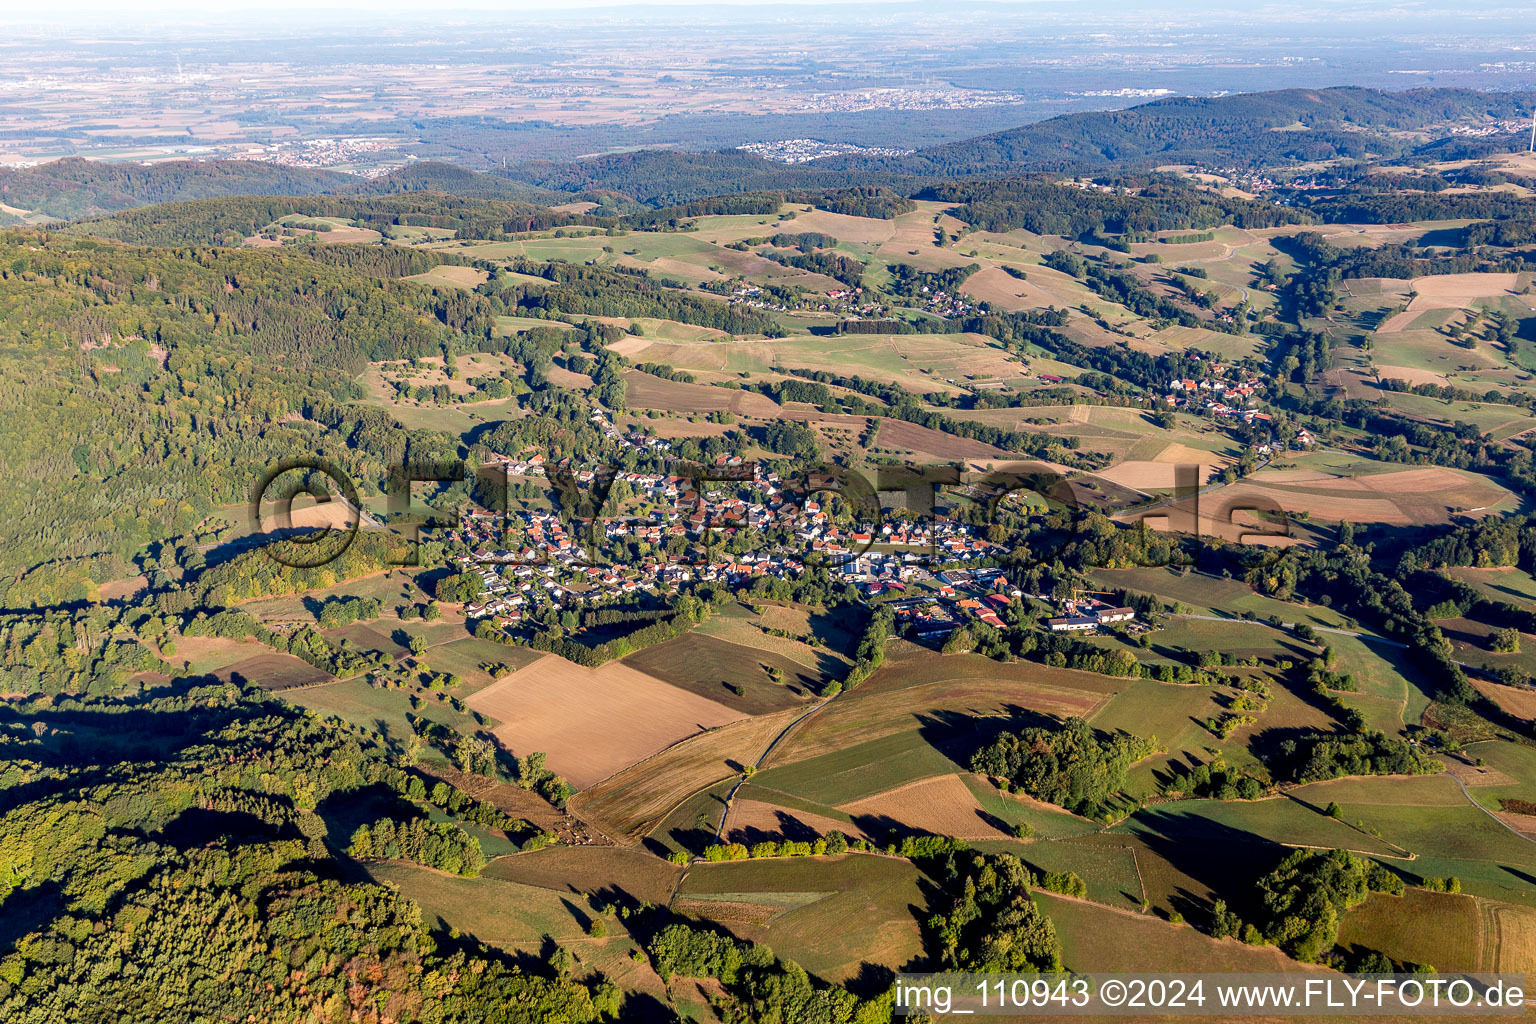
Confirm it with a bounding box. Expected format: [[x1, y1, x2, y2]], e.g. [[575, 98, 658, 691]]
[[711, 688, 847, 843], [1167, 612, 1495, 676], [1446, 769, 1536, 849], [1169, 612, 1407, 648]]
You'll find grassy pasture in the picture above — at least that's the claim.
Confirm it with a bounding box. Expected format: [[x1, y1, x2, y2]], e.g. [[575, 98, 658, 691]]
[[960, 773, 1099, 841], [762, 644, 1121, 783], [1443, 566, 1536, 605], [168, 635, 267, 675], [423, 636, 544, 690], [752, 731, 969, 807], [651, 778, 740, 857], [365, 861, 643, 959], [676, 853, 926, 982], [615, 332, 1030, 398], [1010, 834, 1147, 910], [1042, 892, 1324, 974], [239, 570, 427, 623], [622, 631, 821, 714], [482, 845, 683, 906], [1087, 676, 1270, 800], [1286, 775, 1536, 905], [403, 264, 488, 289], [1338, 888, 1536, 973], [692, 601, 855, 672], [1122, 796, 1403, 861], [1089, 567, 1361, 630], [285, 675, 485, 754], [1379, 390, 1536, 437], [1452, 740, 1536, 818]]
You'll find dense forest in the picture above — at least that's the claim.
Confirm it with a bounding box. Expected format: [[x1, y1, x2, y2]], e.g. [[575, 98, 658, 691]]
[[3, 159, 569, 222], [0, 681, 621, 1023]]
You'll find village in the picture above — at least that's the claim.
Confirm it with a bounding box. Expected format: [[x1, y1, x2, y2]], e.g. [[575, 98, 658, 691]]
[[448, 448, 1140, 646]]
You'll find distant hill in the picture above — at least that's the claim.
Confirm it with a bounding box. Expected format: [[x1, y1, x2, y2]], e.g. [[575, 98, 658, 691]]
[[498, 149, 909, 207], [868, 87, 1536, 176], [0, 158, 358, 220], [0, 158, 571, 222], [494, 86, 1536, 202], [13, 86, 1536, 220], [357, 162, 570, 204]]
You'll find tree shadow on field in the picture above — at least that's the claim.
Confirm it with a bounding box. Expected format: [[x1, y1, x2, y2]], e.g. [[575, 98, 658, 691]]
[[730, 810, 832, 847], [976, 809, 1014, 836], [847, 962, 898, 1000], [1503, 866, 1536, 887], [1117, 811, 1291, 926], [615, 994, 676, 1023], [913, 705, 1059, 769], [560, 896, 594, 932]]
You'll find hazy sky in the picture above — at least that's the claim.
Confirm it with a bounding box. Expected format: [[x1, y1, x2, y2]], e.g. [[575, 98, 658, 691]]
[[14, 0, 1534, 43], [29, 0, 1530, 20]]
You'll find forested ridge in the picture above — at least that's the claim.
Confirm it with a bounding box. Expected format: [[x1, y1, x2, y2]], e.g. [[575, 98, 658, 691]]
[[0, 680, 622, 1023], [2, 158, 569, 222], [0, 231, 496, 603], [18, 87, 1536, 217], [492, 87, 1536, 199]]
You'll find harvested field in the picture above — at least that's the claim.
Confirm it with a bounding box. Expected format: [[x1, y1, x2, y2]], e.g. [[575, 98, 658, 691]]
[[98, 574, 148, 601], [869, 417, 1006, 459], [1473, 679, 1536, 722], [621, 371, 782, 416], [257, 495, 358, 535], [725, 798, 868, 845], [1407, 272, 1522, 310], [403, 265, 488, 289], [467, 653, 746, 788], [782, 208, 899, 246], [1496, 811, 1536, 841], [1374, 364, 1452, 387], [1338, 888, 1527, 973], [216, 651, 333, 690], [839, 772, 1016, 840], [1374, 310, 1421, 334], [1091, 459, 1220, 490], [1123, 465, 1512, 540], [1043, 893, 1326, 974], [482, 846, 682, 905], [569, 707, 805, 842], [959, 266, 1063, 311]]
